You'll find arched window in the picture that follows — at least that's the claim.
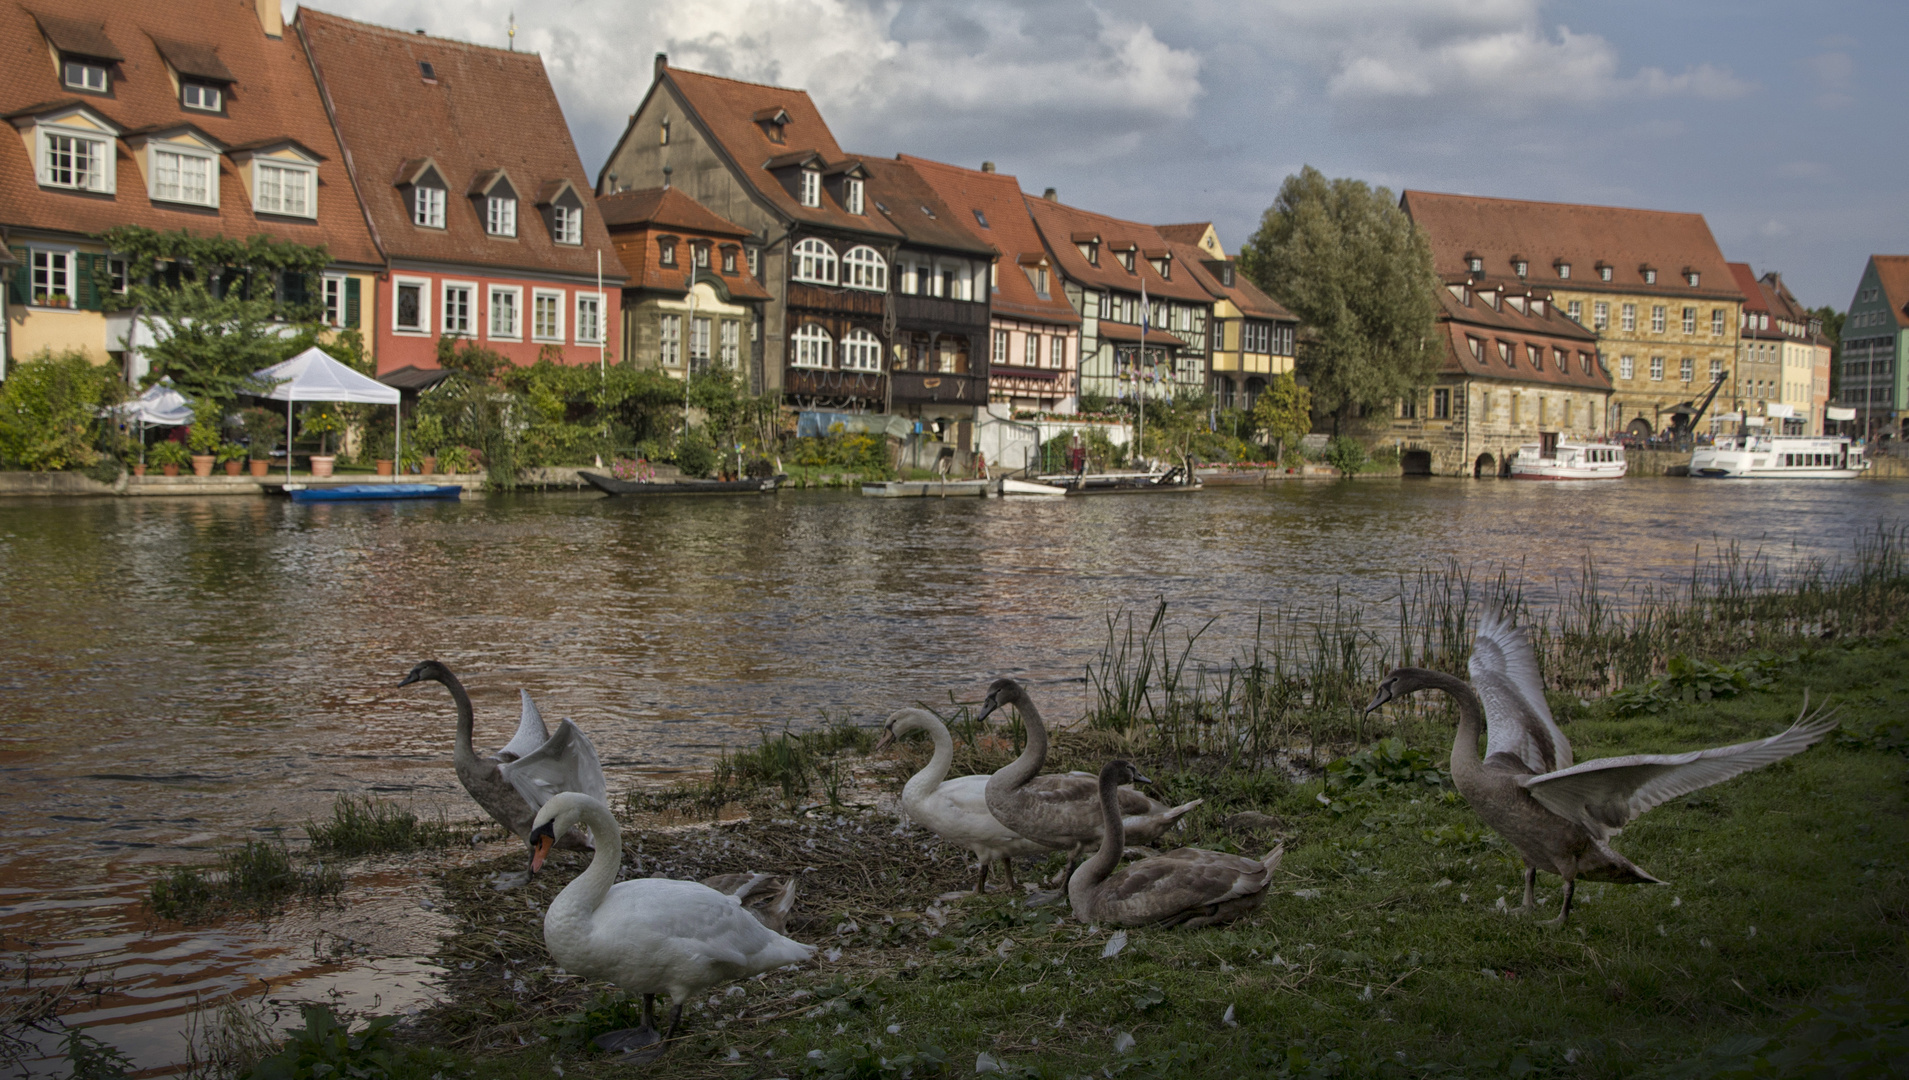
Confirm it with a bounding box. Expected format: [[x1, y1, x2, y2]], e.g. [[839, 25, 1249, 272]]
[[791, 323, 833, 368], [840, 328, 883, 372], [842, 246, 887, 291], [792, 238, 837, 285]]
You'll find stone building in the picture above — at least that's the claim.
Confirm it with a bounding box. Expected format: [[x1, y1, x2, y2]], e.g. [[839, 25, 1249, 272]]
[[597, 185, 768, 379], [1385, 279, 1611, 478], [1402, 191, 1742, 438], [1839, 255, 1909, 438], [1727, 263, 1831, 433]]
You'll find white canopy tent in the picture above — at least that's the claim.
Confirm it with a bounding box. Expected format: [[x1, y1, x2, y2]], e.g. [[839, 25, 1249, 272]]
[[109, 379, 195, 465], [253, 347, 401, 480]]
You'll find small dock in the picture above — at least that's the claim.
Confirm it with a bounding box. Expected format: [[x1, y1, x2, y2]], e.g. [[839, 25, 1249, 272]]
[[860, 480, 992, 498]]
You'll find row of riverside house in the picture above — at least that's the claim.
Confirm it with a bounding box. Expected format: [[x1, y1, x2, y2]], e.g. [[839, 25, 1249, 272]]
[[1, 8, 1855, 475], [1, 2, 623, 384]]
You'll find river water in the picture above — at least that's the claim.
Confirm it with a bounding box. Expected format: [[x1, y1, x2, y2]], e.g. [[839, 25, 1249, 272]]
[[3, 477, 1906, 1071]]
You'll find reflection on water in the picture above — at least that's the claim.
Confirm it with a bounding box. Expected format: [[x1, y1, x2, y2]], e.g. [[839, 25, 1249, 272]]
[[2, 478, 1906, 1069]]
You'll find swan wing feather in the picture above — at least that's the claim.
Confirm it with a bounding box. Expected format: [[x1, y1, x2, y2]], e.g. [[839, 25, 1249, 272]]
[[912, 775, 1057, 854], [1098, 848, 1270, 915], [500, 718, 608, 810], [1520, 704, 1837, 837], [497, 690, 551, 762], [1470, 610, 1572, 772]]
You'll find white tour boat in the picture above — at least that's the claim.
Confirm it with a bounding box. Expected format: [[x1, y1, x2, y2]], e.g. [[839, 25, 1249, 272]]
[[1689, 432, 1868, 479], [1509, 433, 1627, 480]]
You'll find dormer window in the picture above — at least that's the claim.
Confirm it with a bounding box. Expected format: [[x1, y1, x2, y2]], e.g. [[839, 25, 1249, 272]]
[[1079, 243, 1097, 264], [1466, 253, 1484, 274], [753, 106, 790, 144], [799, 169, 820, 208], [414, 185, 444, 227], [1149, 257, 1170, 279], [658, 237, 677, 267], [27, 105, 119, 193], [972, 209, 989, 229], [1117, 250, 1135, 272], [1641, 266, 1657, 284], [552, 205, 581, 244], [64, 60, 109, 92], [845, 177, 864, 214], [1598, 263, 1613, 282], [1512, 259, 1528, 278], [181, 82, 222, 112], [134, 129, 223, 209], [692, 241, 710, 268], [1555, 261, 1570, 280], [1685, 270, 1700, 287], [721, 246, 737, 274], [254, 161, 315, 217], [487, 196, 516, 237]]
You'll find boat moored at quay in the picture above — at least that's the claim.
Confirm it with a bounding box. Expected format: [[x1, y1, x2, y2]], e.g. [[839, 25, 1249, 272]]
[[1689, 433, 1868, 479], [1509, 433, 1627, 480]]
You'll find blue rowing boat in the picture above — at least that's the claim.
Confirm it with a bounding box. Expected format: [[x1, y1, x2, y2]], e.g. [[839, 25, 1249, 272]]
[[286, 483, 463, 503]]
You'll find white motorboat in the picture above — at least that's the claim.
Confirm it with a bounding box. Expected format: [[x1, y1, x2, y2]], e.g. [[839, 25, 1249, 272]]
[[999, 477, 1069, 497], [1509, 433, 1627, 480], [1689, 433, 1868, 479]]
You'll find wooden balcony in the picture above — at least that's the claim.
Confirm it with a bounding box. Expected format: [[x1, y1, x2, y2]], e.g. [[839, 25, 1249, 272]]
[[890, 370, 988, 405], [787, 282, 886, 316], [784, 367, 885, 401], [893, 294, 988, 331]]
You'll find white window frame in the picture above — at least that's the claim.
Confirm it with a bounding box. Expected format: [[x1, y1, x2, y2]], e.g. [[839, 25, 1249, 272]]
[[719, 319, 739, 367], [181, 82, 222, 112], [1679, 357, 1694, 383], [392, 275, 432, 335], [488, 285, 522, 340], [747, 247, 760, 278], [845, 177, 864, 215], [791, 238, 837, 285], [1619, 355, 1634, 380], [1050, 336, 1065, 369], [1649, 356, 1664, 381], [791, 323, 833, 368], [322, 273, 347, 328], [531, 288, 565, 342], [1651, 305, 1667, 333], [63, 61, 108, 92], [1711, 309, 1725, 336], [993, 329, 1008, 364], [29, 248, 76, 308], [1681, 307, 1696, 334], [486, 195, 518, 237], [37, 125, 115, 193], [414, 186, 446, 228], [799, 169, 820, 208], [442, 281, 476, 337], [842, 245, 887, 291], [688, 316, 712, 371], [253, 160, 316, 218], [552, 204, 582, 245], [659, 314, 682, 367], [1026, 332, 1041, 367], [1621, 304, 1636, 333], [574, 291, 604, 345], [840, 328, 882, 372], [148, 143, 219, 208]]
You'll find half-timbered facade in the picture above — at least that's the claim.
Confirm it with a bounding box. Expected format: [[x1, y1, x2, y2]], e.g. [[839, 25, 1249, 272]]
[[1158, 224, 1296, 411], [905, 156, 1081, 413], [1024, 195, 1210, 402]]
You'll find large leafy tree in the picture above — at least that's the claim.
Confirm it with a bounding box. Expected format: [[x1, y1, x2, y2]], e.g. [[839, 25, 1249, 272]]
[[100, 227, 331, 405], [1239, 167, 1442, 431], [1250, 372, 1312, 463]]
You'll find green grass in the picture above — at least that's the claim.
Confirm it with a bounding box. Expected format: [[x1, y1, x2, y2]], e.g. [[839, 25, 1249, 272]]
[[417, 634, 1908, 1079], [147, 835, 342, 922], [626, 712, 877, 817], [306, 794, 460, 857]]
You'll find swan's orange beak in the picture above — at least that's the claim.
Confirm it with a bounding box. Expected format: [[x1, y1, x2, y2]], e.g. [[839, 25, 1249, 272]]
[[528, 824, 556, 875]]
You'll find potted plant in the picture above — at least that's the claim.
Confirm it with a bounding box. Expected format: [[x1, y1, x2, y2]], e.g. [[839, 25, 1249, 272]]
[[187, 418, 222, 478], [436, 445, 473, 475], [218, 442, 247, 476], [302, 406, 343, 478], [150, 440, 190, 477], [241, 408, 285, 478], [412, 414, 445, 476]]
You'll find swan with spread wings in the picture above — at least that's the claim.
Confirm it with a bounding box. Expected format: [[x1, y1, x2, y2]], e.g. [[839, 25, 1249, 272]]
[[1365, 610, 1837, 925]]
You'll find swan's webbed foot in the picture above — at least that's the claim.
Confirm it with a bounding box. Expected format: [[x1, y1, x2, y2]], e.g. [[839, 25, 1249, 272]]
[[593, 1026, 662, 1060]]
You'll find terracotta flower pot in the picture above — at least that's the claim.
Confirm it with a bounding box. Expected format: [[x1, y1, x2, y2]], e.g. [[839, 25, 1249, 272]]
[[309, 455, 335, 478], [191, 455, 215, 478], [249, 460, 270, 478], [161, 464, 180, 477], [132, 463, 147, 477], [419, 456, 437, 476], [224, 460, 243, 476], [375, 459, 395, 476]]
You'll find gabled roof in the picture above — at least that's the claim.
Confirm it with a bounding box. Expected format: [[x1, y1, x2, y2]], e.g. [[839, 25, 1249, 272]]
[[147, 34, 234, 83], [857, 157, 993, 257], [1162, 242, 1292, 321], [1436, 284, 1609, 390], [1402, 190, 1743, 302], [1870, 256, 1909, 328], [0, 0, 379, 265], [901, 155, 1079, 327], [296, 9, 624, 280], [1023, 196, 1211, 303], [657, 66, 897, 239], [1728, 263, 1769, 313], [597, 185, 753, 237]]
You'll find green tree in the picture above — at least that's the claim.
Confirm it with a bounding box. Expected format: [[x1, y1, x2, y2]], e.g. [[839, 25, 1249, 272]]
[[0, 350, 124, 470], [1249, 372, 1313, 463], [1810, 305, 1845, 401], [99, 226, 331, 406], [1239, 167, 1442, 431]]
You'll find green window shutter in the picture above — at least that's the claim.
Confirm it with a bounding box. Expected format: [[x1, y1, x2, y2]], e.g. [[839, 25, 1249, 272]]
[[6, 246, 28, 307], [76, 253, 99, 310], [344, 277, 360, 328]]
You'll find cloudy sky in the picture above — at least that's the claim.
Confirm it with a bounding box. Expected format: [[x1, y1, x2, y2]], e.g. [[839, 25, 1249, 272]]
[[302, 0, 1907, 308]]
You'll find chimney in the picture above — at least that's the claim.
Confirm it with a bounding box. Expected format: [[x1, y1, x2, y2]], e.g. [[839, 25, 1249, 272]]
[[981, 161, 995, 173], [654, 53, 668, 80], [1043, 187, 1057, 201], [256, 0, 283, 37]]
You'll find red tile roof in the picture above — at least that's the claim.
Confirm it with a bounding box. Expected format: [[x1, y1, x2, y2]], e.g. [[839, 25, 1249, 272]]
[[856, 156, 994, 257], [1154, 222, 1212, 247], [1728, 262, 1768, 313], [1872, 256, 1909, 328], [597, 185, 769, 300], [1161, 241, 1293, 321], [295, 9, 624, 280], [0, 0, 379, 265], [1437, 283, 1608, 390], [1402, 190, 1743, 302], [1023, 196, 1211, 303], [661, 66, 897, 240], [899, 154, 1079, 327], [598, 185, 752, 237]]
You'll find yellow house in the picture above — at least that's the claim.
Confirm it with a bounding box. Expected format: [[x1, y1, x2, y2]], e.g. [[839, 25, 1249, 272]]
[[1402, 191, 1744, 438], [1157, 224, 1297, 412]]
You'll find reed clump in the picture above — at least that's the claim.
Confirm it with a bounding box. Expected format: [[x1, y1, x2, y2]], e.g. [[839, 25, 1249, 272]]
[[147, 836, 342, 922], [306, 794, 460, 857], [627, 712, 877, 819]]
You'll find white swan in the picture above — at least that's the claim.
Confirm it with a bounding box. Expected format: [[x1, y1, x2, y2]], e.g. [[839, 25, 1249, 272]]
[[400, 661, 607, 849], [700, 873, 800, 934], [529, 792, 814, 1059], [874, 708, 1053, 893]]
